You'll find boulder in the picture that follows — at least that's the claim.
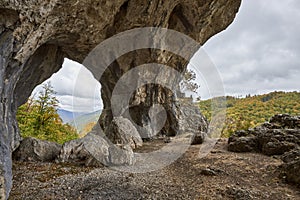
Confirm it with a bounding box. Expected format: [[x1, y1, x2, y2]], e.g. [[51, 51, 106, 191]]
[[191, 132, 206, 145], [282, 159, 300, 185], [228, 130, 259, 152], [280, 148, 300, 184], [57, 132, 134, 167], [105, 117, 143, 149], [177, 98, 208, 134], [228, 136, 259, 153], [12, 137, 61, 162], [108, 144, 135, 166]]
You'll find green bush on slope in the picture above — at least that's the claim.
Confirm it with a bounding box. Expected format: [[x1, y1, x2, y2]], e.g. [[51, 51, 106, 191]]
[[199, 91, 300, 137]]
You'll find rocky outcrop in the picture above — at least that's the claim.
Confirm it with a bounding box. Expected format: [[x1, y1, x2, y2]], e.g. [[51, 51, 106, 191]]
[[270, 114, 300, 129], [228, 114, 300, 185], [260, 129, 299, 156], [228, 114, 300, 155], [0, 0, 241, 198], [177, 98, 208, 145], [178, 98, 208, 134], [12, 137, 61, 162], [227, 132, 259, 152]]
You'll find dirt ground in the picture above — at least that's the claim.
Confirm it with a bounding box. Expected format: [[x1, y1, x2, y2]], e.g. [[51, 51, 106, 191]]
[[9, 139, 300, 199]]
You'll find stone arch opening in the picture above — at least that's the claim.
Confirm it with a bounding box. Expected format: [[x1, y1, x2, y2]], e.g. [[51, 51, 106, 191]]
[[16, 58, 103, 142], [0, 0, 241, 198]]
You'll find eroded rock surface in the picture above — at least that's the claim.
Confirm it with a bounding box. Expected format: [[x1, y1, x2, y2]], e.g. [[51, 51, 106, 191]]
[[0, 0, 241, 198], [228, 114, 300, 185], [178, 98, 208, 133], [12, 137, 61, 162], [57, 132, 134, 167], [282, 159, 300, 185], [105, 117, 143, 149], [228, 114, 300, 155]]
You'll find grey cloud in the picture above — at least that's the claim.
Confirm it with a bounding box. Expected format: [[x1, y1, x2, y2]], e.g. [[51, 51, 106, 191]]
[[199, 0, 300, 98], [33, 58, 103, 112], [57, 95, 102, 113]]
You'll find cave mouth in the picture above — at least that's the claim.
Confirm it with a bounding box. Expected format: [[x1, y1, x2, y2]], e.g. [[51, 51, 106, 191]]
[[16, 58, 103, 143]]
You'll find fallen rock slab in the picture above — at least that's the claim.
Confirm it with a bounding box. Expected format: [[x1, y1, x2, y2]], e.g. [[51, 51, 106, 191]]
[[57, 133, 134, 167], [12, 137, 61, 162]]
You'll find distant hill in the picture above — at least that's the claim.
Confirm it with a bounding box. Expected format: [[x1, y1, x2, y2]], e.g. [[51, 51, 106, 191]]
[[70, 110, 101, 137], [57, 109, 101, 137], [199, 91, 300, 137], [57, 109, 87, 124]]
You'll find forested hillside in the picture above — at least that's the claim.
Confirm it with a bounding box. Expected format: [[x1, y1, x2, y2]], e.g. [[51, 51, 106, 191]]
[[199, 91, 300, 137]]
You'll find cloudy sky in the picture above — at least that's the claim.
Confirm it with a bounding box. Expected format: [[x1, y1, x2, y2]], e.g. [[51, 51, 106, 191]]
[[34, 0, 300, 112], [34, 59, 102, 113], [200, 0, 300, 99]]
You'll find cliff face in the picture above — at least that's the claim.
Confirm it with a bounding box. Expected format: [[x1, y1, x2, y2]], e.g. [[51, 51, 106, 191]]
[[0, 0, 241, 198]]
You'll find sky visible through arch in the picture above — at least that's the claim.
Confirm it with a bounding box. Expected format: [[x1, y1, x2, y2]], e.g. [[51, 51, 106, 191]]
[[33, 0, 300, 112]]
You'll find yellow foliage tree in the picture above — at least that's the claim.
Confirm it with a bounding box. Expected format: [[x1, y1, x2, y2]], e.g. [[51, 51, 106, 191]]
[[17, 82, 78, 144]]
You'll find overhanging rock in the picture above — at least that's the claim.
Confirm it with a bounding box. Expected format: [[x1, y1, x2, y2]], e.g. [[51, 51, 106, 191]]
[[0, 0, 241, 198]]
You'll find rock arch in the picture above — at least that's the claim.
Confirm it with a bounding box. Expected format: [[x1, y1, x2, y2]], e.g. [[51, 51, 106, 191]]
[[0, 0, 241, 198]]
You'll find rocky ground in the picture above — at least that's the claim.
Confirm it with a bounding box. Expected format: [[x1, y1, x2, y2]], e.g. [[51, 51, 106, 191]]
[[9, 138, 300, 200]]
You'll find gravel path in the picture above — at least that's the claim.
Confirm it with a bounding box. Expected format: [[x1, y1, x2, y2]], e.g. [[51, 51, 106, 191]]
[[9, 139, 300, 199]]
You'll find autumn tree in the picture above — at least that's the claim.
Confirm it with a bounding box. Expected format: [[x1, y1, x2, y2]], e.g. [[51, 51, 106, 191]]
[[17, 82, 78, 144], [180, 69, 199, 93]]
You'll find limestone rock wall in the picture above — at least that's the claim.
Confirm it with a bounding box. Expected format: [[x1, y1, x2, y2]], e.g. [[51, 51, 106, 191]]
[[0, 0, 241, 198]]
